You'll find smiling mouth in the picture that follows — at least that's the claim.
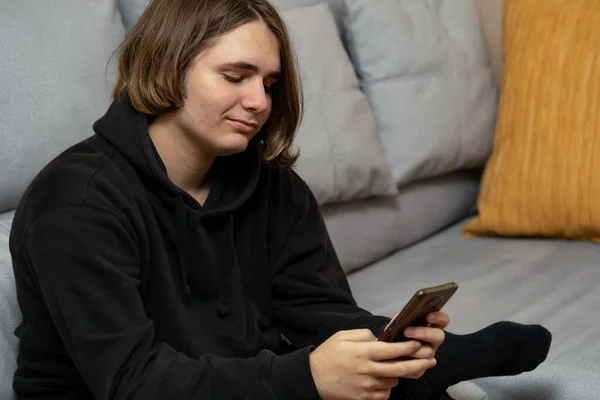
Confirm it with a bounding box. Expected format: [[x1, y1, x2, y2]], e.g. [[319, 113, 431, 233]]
[[228, 119, 258, 133]]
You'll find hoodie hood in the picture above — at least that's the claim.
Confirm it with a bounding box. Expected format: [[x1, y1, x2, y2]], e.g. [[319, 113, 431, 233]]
[[92, 92, 263, 316]]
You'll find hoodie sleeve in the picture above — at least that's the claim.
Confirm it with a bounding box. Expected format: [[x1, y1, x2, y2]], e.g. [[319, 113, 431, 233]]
[[270, 171, 391, 348], [15, 204, 319, 400]]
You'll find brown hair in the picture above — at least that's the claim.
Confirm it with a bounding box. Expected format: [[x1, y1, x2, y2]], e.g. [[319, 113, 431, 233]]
[[112, 0, 302, 167]]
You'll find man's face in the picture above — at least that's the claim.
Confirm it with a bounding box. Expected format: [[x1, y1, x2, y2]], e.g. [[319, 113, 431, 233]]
[[174, 20, 281, 157]]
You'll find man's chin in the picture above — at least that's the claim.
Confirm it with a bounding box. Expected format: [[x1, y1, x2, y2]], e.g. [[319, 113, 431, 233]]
[[215, 139, 250, 157]]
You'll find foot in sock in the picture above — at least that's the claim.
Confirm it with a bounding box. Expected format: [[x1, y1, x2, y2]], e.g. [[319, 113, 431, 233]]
[[425, 321, 552, 394]]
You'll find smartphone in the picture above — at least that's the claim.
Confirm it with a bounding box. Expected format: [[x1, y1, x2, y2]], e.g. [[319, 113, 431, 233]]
[[378, 282, 458, 343]]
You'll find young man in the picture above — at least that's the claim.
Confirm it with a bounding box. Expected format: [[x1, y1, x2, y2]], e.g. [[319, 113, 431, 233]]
[[10, 1, 551, 398]]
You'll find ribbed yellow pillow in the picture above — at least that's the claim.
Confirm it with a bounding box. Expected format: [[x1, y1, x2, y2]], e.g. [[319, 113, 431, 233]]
[[463, 0, 600, 242]]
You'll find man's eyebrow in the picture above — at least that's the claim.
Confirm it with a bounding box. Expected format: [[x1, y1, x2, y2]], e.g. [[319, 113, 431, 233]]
[[222, 61, 281, 79]]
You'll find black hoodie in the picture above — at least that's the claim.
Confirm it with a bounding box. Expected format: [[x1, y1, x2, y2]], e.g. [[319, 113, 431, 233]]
[[9, 94, 391, 399]]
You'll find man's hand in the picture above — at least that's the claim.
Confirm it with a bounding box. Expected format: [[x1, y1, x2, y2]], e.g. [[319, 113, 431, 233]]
[[309, 329, 436, 400], [401, 311, 449, 379]]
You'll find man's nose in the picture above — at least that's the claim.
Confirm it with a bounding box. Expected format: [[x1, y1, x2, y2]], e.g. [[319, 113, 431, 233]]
[[242, 80, 269, 113]]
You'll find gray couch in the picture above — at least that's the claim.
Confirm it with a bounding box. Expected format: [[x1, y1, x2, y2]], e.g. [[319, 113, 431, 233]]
[[1, 1, 598, 399]]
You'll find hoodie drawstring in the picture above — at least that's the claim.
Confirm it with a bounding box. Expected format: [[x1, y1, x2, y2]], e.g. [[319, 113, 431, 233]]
[[175, 194, 235, 317], [216, 214, 235, 318], [175, 195, 192, 301]]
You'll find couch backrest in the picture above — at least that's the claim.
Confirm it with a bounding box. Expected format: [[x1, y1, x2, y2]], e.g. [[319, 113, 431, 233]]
[[0, 1, 125, 213]]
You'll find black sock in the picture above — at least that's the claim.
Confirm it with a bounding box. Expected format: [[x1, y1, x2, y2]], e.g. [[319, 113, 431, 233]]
[[425, 321, 552, 395]]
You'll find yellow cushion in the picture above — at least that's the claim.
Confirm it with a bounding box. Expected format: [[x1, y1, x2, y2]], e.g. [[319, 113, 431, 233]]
[[463, 0, 600, 242]]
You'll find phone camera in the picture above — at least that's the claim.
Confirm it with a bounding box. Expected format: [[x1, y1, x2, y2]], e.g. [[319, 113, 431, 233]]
[[425, 297, 442, 311]]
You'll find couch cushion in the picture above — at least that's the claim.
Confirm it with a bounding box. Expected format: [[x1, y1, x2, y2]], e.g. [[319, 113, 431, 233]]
[[272, 0, 505, 89], [342, 0, 498, 187], [464, 0, 600, 243], [322, 170, 479, 273], [0, 1, 125, 213], [0, 211, 18, 399], [348, 218, 600, 400], [119, 0, 151, 31], [271, 0, 344, 26], [282, 4, 397, 205]]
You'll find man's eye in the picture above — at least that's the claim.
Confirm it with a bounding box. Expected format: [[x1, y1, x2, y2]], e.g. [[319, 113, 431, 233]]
[[224, 75, 243, 83], [264, 82, 279, 95]]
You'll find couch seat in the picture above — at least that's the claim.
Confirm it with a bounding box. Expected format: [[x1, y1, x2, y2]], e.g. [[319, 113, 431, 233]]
[[348, 217, 600, 399]]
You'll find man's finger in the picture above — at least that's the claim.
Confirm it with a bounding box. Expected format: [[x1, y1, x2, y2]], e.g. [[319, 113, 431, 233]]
[[408, 344, 436, 359], [369, 358, 436, 378], [427, 312, 450, 328], [404, 327, 446, 346], [364, 340, 422, 361]]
